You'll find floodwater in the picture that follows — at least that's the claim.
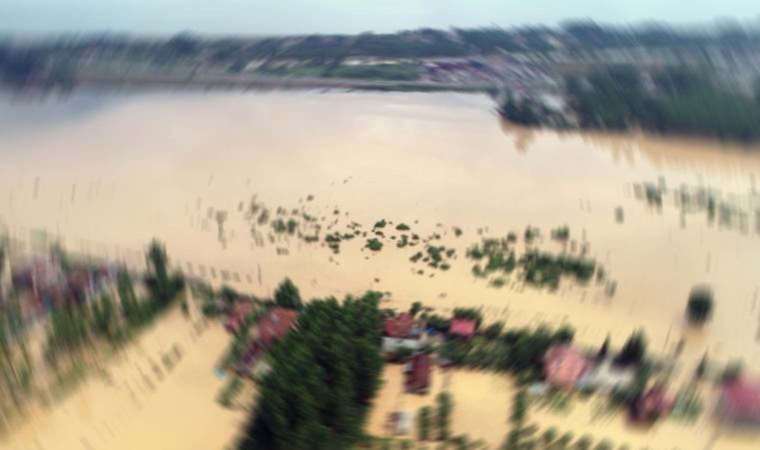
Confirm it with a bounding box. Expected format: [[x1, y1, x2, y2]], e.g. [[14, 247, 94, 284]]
[[0, 297, 245, 450], [2, 89, 760, 448], [367, 365, 513, 448]]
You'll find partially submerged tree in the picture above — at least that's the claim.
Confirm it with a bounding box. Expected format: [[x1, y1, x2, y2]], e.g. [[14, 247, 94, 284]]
[[274, 278, 302, 310], [695, 353, 709, 381], [436, 391, 453, 441], [597, 335, 610, 362], [145, 239, 184, 307], [614, 330, 647, 367], [686, 285, 714, 325], [409, 301, 423, 318], [417, 406, 432, 441]]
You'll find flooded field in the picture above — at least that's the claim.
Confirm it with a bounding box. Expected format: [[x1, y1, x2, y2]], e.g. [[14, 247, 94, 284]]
[[0, 299, 245, 450], [2, 89, 760, 448], [367, 366, 513, 448]]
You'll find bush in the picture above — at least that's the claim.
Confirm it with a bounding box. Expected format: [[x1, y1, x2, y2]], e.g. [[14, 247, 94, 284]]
[[274, 278, 302, 310], [614, 330, 647, 367], [687, 285, 713, 324]]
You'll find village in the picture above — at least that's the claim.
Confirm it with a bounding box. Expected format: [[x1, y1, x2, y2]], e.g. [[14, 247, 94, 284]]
[[206, 274, 760, 450], [2, 221, 760, 449]]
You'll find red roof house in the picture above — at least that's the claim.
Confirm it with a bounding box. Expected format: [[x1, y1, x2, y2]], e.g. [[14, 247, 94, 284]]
[[718, 378, 760, 424], [449, 319, 476, 339], [385, 313, 415, 338], [543, 344, 591, 389], [405, 353, 431, 394], [256, 307, 299, 348], [225, 301, 255, 335]]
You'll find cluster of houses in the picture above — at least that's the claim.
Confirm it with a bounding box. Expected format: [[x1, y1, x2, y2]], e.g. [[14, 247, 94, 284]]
[[543, 342, 760, 427], [2, 248, 134, 326], [542, 343, 674, 423], [381, 312, 477, 395]]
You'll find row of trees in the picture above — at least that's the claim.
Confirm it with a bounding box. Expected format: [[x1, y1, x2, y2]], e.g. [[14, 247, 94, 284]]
[[239, 291, 385, 450], [46, 239, 185, 364], [439, 323, 575, 381], [567, 66, 760, 142], [502, 66, 760, 142], [0, 297, 33, 415], [504, 387, 628, 450], [415, 392, 453, 442]]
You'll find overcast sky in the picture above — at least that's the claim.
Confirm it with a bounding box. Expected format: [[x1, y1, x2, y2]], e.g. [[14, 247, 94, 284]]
[[0, 0, 758, 36]]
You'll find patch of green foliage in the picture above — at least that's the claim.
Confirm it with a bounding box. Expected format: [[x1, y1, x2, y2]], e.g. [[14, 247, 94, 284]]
[[238, 292, 384, 450], [328, 63, 421, 81], [366, 238, 384, 251]]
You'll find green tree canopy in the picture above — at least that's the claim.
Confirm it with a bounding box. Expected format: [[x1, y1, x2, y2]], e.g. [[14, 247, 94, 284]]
[[686, 285, 714, 324], [274, 278, 302, 310], [239, 292, 384, 450]]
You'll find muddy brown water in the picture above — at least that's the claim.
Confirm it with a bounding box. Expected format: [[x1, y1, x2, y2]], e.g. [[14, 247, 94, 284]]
[[2, 89, 760, 448]]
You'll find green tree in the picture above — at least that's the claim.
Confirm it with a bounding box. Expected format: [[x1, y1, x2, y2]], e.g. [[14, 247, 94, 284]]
[[418, 406, 432, 441], [482, 321, 504, 340], [410, 301, 423, 318], [92, 295, 116, 339], [220, 285, 239, 309], [511, 390, 527, 426], [721, 360, 743, 383], [597, 335, 610, 362], [274, 278, 302, 310], [686, 286, 713, 324], [614, 330, 646, 366], [238, 293, 384, 450], [118, 269, 141, 326], [541, 427, 558, 447], [436, 392, 453, 441], [556, 433, 574, 450], [593, 440, 614, 450], [695, 353, 709, 380], [575, 435, 593, 450], [145, 239, 185, 309]]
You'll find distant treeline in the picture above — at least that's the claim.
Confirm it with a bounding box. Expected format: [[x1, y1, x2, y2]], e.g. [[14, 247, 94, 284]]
[[501, 66, 760, 142], [0, 47, 74, 89], [3, 20, 760, 67]]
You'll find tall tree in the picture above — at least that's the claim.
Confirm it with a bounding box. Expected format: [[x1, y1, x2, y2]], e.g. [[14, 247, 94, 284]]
[[239, 293, 383, 450], [274, 278, 302, 310], [145, 239, 184, 307], [417, 406, 432, 441], [435, 391, 452, 441], [118, 269, 140, 326]]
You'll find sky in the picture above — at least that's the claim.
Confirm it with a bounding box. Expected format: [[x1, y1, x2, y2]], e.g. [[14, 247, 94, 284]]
[[0, 0, 758, 36]]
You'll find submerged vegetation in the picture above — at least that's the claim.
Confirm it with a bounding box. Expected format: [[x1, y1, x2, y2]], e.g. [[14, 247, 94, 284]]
[[686, 285, 714, 325], [466, 228, 602, 290]]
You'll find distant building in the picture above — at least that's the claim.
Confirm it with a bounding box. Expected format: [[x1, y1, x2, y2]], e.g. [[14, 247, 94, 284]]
[[717, 378, 760, 424], [543, 344, 591, 389], [405, 353, 432, 394], [448, 319, 476, 339]]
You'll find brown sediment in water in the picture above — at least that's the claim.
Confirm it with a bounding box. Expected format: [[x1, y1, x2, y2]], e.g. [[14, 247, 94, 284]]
[[0, 306, 244, 450], [3, 90, 760, 447]]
